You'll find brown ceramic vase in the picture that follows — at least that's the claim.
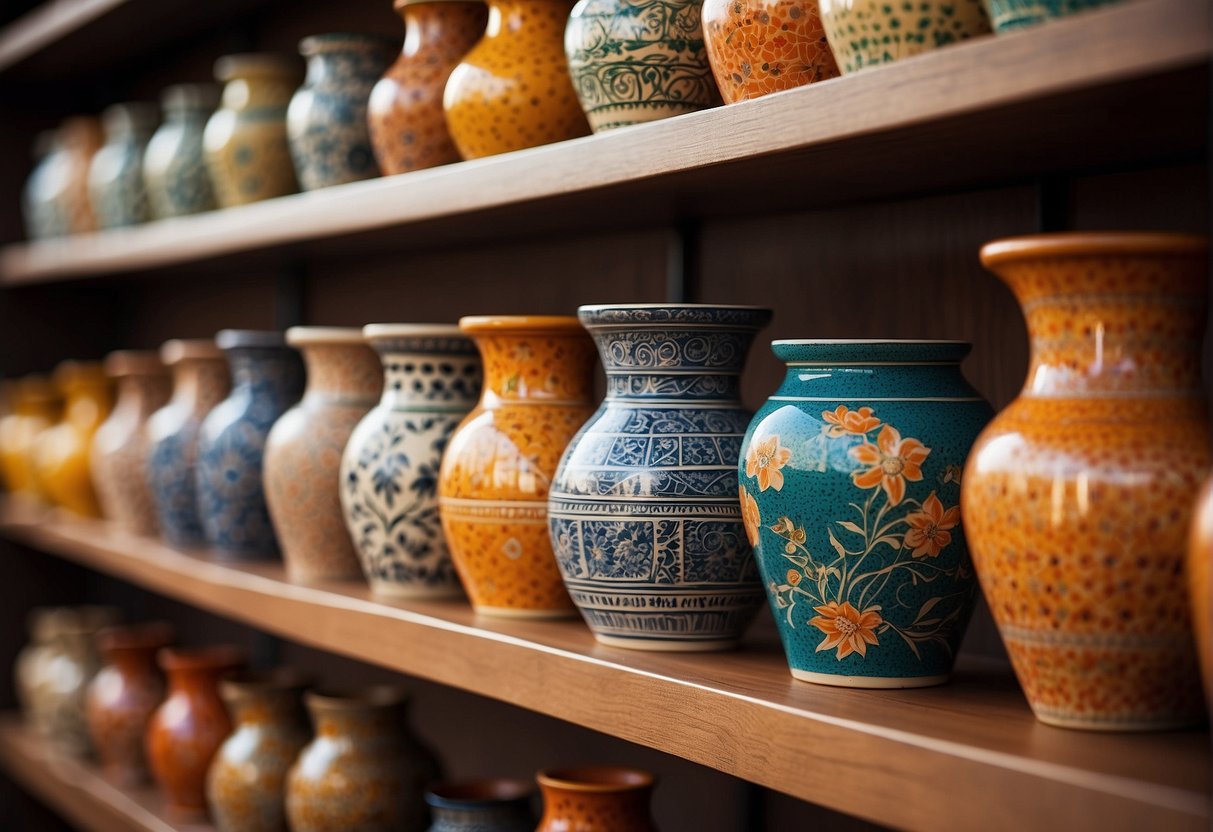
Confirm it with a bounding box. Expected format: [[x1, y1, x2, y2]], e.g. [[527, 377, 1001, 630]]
[[536, 767, 657, 831], [1189, 476, 1213, 714]]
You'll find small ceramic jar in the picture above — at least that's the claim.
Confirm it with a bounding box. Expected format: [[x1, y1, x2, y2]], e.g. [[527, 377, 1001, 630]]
[[88, 102, 158, 229], [22, 130, 62, 239], [819, 0, 989, 73], [143, 84, 221, 219], [426, 780, 535, 832], [0, 375, 60, 499], [981, 0, 1120, 32], [536, 767, 656, 832], [34, 361, 113, 517], [55, 116, 105, 235]]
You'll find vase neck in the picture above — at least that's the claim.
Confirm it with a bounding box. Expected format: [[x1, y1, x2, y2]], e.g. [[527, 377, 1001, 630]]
[[227, 689, 306, 729], [225, 347, 305, 403], [222, 75, 295, 111], [473, 330, 596, 405], [485, 0, 567, 38], [300, 343, 382, 405], [311, 705, 406, 745], [170, 357, 230, 416], [64, 384, 112, 429], [167, 667, 225, 695], [304, 48, 390, 91], [373, 333, 481, 409], [402, 2, 486, 59], [112, 374, 170, 421], [590, 323, 757, 403], [103, 644, 159, 675]]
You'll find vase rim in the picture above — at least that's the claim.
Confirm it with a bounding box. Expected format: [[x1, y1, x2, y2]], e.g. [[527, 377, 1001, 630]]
[[216, 329, 288, 350], [219, 667, 312, 697], [426, 779, 534, 807], [537, 766, 655, 792], [103, 350, 167, 378], [772, 340, 972, 364], [285, 326, 366, 346], [161, 338, 224, 364], [305, 684, 409, 711], [214, 53, 303, 82], [160, 82, 221, 112], [980, 232, 1209, 266], [577, 303, 773, 328], [97, 621, 175, 653], [459, 315, 584, 334], [363, 323, 466, 339], [396, 0, 484, 8], [53, 360, 107, 389], [772, 339, 970, 345], [299, 32, 399, 55], [157, 644, 245, 672]]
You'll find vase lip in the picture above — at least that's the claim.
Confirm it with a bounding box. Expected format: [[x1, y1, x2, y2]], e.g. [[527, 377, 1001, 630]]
[[537, 766, 656, 792], [214, 53, 303, 83], [103, 350, 167, 378], [771, 340, 972, 364], [97, 621, 175, 653], [160, 83, 221, 113], [285, 326, 366, 346], [53, 360, 108, 390], [157, 644, 245, 673], [219, 667, 312, 696], [396, 0, 483, 9], [426, 779, 535, 807], [363, 323, 467, 340], [305, 684, 409, 711], [459, 315, 585, 335], [161, 338, 224, 365], [299, 32, 399, 56], [216, 329, 289, 350], [577, 303, 773, 329], [980, 232, 1209, 266]]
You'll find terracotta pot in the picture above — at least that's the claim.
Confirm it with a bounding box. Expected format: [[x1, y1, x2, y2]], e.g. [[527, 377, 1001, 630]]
[[426, 779, 535, 831], [1190, 476, 1213, 713], [819, 0, 989, 74], [34, 361, 113, 517], [22, 130, 62, 239], [88, 102, 158, 229], [91, 350, 171, 534], [964, 232, 1209, 731], [265, 327, 382, 581], [368, 0, 488, 175], [438, 316, 597, 617], [144, 84, 221, 219], [0, 375, 61, 499], [85, 622, 174, 785], [207, 670, 311, 832], [536, 767, 656, 831], [286, 687, 441, 832], [146, 645, 245, 816], [54, 116, 104, 235]]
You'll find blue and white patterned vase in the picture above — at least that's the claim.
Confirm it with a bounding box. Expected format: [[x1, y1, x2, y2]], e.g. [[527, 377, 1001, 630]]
[[21, 130, 62, 240], [195, 331, 304, 559], [426, 780, 535, 832], [549, 304, 772, 651], [88, 103, 158, 229], [143, 84, 220, 219], [340, 325, 482, 599], [739, 341, 991, 687], [287, 33, 397, 191]]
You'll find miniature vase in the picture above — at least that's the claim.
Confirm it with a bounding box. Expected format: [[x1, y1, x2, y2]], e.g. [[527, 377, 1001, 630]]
[[54, 116, 105, 234], [264, 328, 381, 581], [439, 316, 597, 618], [981, 0, 1120, 32], [443, 0, 590, 159], [22, 130, 62, 239], [204, 54, 303, 207], [426, 780, 535, 832], [536, 767, 656, 832], [819, 0, 989, 73], [550, 305, 771, 650], [143, 84, 220, 219], [1190, 477, 1213, 712], [368, 0, 488, 175], [91, 351, 170, 535], [0, 375, 60, 499], [196, 331, 304, 558], [742, 341, 990, 685], [964, 232, 1210, 730], [88, 102, 158, 229], [340, 324, 481, 599], [35, 361, 113, 517]]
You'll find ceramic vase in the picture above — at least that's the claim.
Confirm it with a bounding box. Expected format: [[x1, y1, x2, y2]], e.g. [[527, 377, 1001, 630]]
[[35, 361, 113, 517], [1189, 477, 1213, 712], [146, 339, 232, 547], [426, 780, 535, 832], [438, 316, 597, 618], [443, 0, 590, 159], [565, 0, 721, 131], [0, 375, 60, 499], [85, 622, 174, 785], [88, 102, 158, 229], [55, 117, 105, 235], [981, 0, 1119, 32], [702, 0, 839, 103], [819, 0, 989, 74], [196, 331, 304, 559], [14, 608, 59, 729], [22, 130, 62, 239], [204, 54, 303, 207], [368, 0, 488, 175], [91, 351, 170, 534], [964, 232, 1210, 730], [144, 84, 221, 219], [264, 328, 381, 581], [285, 687, 441, 832], [146, 646, 244, 816], [207, 670, 311, 832], [536, 767, 656, 832]]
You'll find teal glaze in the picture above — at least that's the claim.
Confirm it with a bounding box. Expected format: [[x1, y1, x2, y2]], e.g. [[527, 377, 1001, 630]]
[[982, 0, 1120, 31], [739, 341, 991, 687]]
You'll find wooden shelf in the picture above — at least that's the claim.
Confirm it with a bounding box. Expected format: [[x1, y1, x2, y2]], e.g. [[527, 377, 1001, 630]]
[[0, 497, 1208, 831], [1, 0, 1206, 286]]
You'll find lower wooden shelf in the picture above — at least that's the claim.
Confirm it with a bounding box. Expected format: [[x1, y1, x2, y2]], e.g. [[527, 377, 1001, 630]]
[[0, 497, 1209, 831]]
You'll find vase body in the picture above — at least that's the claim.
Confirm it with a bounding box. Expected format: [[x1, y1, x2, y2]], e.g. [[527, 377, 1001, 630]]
[[88, 103, 157, 229], [819, 0, 988, 73], [0, 375, 60, 499], [35, 361, 113, 517], [341, 325, 481, 598], [264, 328, 381, 581], [55, 117, 104, 234], [565, 0, 720, 131], [204, 54, 303, 207], [196, 331, 305, 558], [368, 0, 488, 175], [439, 316, 596, 617], [14, 608, 58, 729], [144, 84, 220, 219], [444, 0, 590, 159], [286, 688, 441, 832], [964, 232, 1210, 730], [981, 0, 1119, 32], [536, 767, 656, 832], [426, 780, 535, 832], [702, 0, 839, 103], [1190, 478, 1213, 712], [22, 130, 62, 239]]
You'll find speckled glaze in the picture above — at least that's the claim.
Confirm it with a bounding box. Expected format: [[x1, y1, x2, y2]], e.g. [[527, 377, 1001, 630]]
[[439, 316, 597, 618], [207, 671, 311, 832], [1190, 478, 1213, 713], [285, 688, 441, 832], [444, 0, 591, 159], [144, 84, 220, 219], [88, 103, 158, 229], [981, 0, 1119, 31], [426, 780, 535, 832], [536, 767, 656, 832], [965, 233, 1210, 730], [196, 331, 304, 559], [265, 328, 382, 581], [91, 351, 170, 535], [819, 0, 989, 73], [22, 130, 61, 239], [147, 340, 232, 548], [341, 325, 481, 599], [35, 361, 113, 517], [54, 117, 104, 235], [0, 375, 60, 499], [368, 0, 488, 175]]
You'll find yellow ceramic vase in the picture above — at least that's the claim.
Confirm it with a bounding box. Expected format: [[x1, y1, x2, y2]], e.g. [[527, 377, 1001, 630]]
[[35, 361, 114, 517], [0, 376, 61, 499]]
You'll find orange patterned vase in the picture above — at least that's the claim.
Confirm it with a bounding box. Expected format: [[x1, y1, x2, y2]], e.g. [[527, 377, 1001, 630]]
[[56, 117, 104, 235], [1189, 477, 1213, 712], [536, 767, 657, 831], [0, 375, 60, 499], [34, 361, 113, 517], [964, 232, 1210, 731], [438, 316, 596, 617]]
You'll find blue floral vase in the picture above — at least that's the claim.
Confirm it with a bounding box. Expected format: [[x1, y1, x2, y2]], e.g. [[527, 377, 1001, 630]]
[[195, 331, 304, 558], [87, 103, 158, 229], [739, 341, 991, 687], [549, 304, 771, 651], [143, 84, 220, 219]]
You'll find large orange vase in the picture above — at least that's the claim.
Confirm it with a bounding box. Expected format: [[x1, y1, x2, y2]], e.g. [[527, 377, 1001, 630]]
[[34, 361, 113, 517], [0, 375, 61, 499], [963, 232, 1210, 731]]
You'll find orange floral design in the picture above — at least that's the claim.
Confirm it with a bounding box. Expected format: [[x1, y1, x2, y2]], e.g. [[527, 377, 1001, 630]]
[[850, 424, 929, 506], [745, 435, 792, 492], [786, 569, 802, 586], [739, 485, 761, 547], [810, 601, 883, 659], [904, 491, 961, 559], [821, 405, 881, 437]]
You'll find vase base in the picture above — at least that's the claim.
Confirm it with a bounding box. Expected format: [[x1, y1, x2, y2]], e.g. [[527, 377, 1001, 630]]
[[790, 669, 950, 689], [369, 583, 466, 602], [593, 634, 740, 652], [473, 605, 578, 620], [1031, 711, 1205, 732]]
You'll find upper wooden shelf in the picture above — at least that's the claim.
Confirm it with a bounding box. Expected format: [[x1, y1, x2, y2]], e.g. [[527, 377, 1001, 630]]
[[0, 497, 1207, 832], [0, 0, 1206, 286]]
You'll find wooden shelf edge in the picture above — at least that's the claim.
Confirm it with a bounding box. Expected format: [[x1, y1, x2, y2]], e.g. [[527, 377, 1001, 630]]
[[0, 0, 127, 72]]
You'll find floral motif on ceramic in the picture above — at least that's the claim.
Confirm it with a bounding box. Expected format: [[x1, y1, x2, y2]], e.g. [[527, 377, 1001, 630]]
[[964, 233, 1210, 730], [204, 54, 303, 207], [144, 84, 220, 219], [0, 375, 60, 499], [426, 779, 535, 832], [536, 767, 656, 832], [444, 0, 591, 159], [341, 325, 481, 599], [196, 331, 304, 559], [818, 0, 989, 74], [22, 130, 63, 239], [368, 0, 488, 175], [88, 103, 158, 229], [1190, 477, 1213, 712], [981, 0, 1119, 32], [34, 361, 113, 517], [439, 316, 597, 617]]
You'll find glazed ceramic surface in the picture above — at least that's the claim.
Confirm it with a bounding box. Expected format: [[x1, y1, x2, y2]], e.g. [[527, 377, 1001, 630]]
[[536, 767, 656, 832], [196, 331, 304, 559], [341, 325, 481, 598], [22, 130, 62, 239], [439, 316, 597, 617], [426, 780, 535, 832], [1190, 477, 1213, 710], [368, 0, 488, 175], [0, 375, 60, 499], [964, 233, 1210, 730], [54, 117, 104, 234], [204, 54, 303, 207], [88, 103, 158, 229], [144, 84, 220, 219], [981, 0, 1119, 31], [818, 0, 989, 73], [35, 361, 113, 517], [550, 305, 771, 650], [444, 0, 591, 159], [14, 608, 59, 730], [265, 328, 381, 581]]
